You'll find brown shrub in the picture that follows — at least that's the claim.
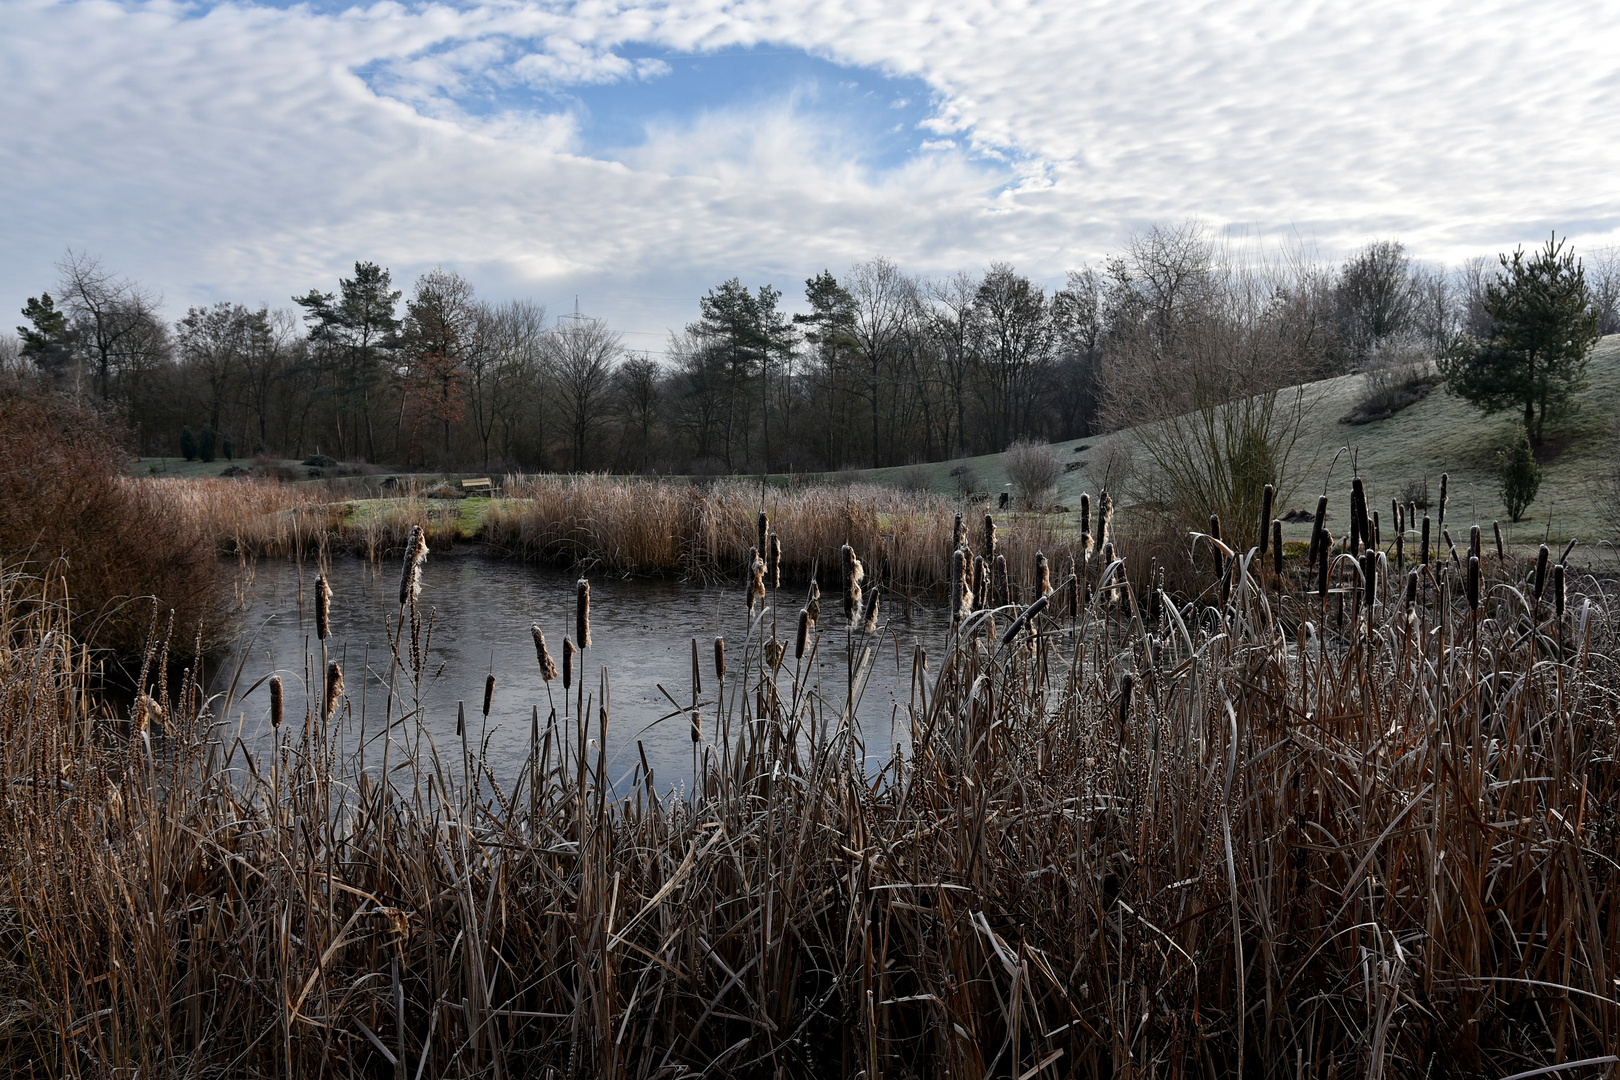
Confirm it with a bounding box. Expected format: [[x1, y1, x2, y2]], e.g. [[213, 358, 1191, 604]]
[[0, 376, 227, 656]]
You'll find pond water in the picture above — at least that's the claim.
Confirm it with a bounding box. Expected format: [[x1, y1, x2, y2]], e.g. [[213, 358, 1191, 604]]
[[214, 554, 952, 793]]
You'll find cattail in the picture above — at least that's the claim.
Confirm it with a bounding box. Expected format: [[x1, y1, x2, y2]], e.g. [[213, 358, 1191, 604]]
[[795, 608, 810, 659], [1317, 531, 1330, 597], [952, 512, 967, 553], [1035, 551, 1051, 596], [1362, 550, 1377, 609], [323, 660, 344, 723], [842, 544, 864, 624], [1209, 513, 1225, 580], [531, 625, 557, 681], [1308, 495, 1329, 566], [1493, 521, 1504, 562], [1395, 528, 1404, 570], [1561, 537, 1577, 566], [1402, 568, 1418, 610], [563, 637, 575, 691], [756, 509, 768, 557], [398, 524, 428, 606], [482, 672, 495, 718], [1272, 520, 1283, 577], [714, 636, 726, 681], [1469, 525, 1481, 563], [861, 586, 880, 634], [767, 532, 781, 590], [1079, 493, 1093, 556], [747, 548, 766, 612], [576, 578, 591, 648], [316, 574, 331, 641], [1420, 516, 1431, 566], [972, 556, 986, 610], [1097, 491, 1113, 551], [1101, 541, 1114, 568], [1118, 671, 1133, 730], [1464, 553, 1480, 612], [982, 513, 996, 559], [1533, 544, 1549, 602], [993, 554, 1009, 608], [269, 675, 284, 729], [1437, 473, 1448, 536], [952, 548, 973, 623], [1259, 483, 1274, 554], [765, 637, 786, 668], [1393, 498, 1403, 537], [1350, 477, 1366, 556], [1553, 563, 1566, 619], [806, 580, 821, 624]]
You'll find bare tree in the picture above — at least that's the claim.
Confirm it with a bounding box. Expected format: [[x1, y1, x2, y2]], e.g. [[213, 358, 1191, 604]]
[[1587, 244, 1620, 336], [611, 354, 662, 472], [971, 263, 1054, 448], [846, 258, 913, 466], [926, 271, 981, 455], [237, 309, 298, 452], [548, 318, 622, 471], [55, 250, 165, 401]]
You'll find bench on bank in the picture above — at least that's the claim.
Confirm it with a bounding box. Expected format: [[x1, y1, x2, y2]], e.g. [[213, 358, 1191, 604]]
[[461, 477, 495, 498]]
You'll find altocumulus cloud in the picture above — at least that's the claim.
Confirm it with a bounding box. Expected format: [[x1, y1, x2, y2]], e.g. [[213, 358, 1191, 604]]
[[2, 0, 1618, 333]]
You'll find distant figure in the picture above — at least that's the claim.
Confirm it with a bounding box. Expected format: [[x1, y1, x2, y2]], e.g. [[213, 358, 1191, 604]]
[[999, 491, 1010, 509]]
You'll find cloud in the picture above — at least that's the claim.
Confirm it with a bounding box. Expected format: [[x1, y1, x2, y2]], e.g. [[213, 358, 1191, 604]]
[[2, 0, 1618, 339]]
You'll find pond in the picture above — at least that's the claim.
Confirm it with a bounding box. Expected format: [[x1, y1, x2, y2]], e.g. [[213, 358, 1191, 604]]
[[214, 553, 953, 794]]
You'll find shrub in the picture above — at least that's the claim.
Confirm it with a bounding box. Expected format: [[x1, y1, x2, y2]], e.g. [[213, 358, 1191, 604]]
[[1004, 438, 1060, 508], [0, 376, 226, 656], [180, 425, 197, 461], [1498, 432, 1541, 522], [425, 480, 466, 499], [898, 463, 932, 492], [303, 453, 338, 468], [948, 461, 978, 497], [1399, 477, 1430, 510], [1344, 336, 1436, 424], [198, 424, 216, 463], [221, 432, 233, 460]]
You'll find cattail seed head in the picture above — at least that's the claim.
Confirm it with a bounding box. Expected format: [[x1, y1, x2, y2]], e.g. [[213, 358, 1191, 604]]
[[575, 578, 591, 648], [1036, 551, 1051, 596], [1209, 514, 1225, 580], [1437, 472, 1449, 534], [993, 554, 1009, 607], [1395, 529, 1404, 571], [269, 675, 284, 729], [861, 586, 880, 634], [972, 556, 986, 610], [756, 509, 768, 555], [1097, 491, 1113, 551], [982, 514, 996, 559], [1259, 484, 1274, 553], [532, 625, 558, 682], [952, 512, 967, 553], [842, 544, 864, 624], [1393, 498, 1403, 536], [322, 661, 344, 723], [1466, 555, 1480, 612], [714, 636, 726, 680], [1362, 550, 1377, 608], [482, 672, 495, 718], [1079, 493, 1093, 556], [1118, 671, 1133, 730], [1308, 495, 1329, 566], [747, 548, 766, 612], [1403, 569, 1418, 610], [767, 532, 781, 589], [399, 525, 428, 606], [562, 638, 575, 690], [1420, 516, 1431, 566], [1553, 563, 1565, 618], [795, 608, 809, 659], [952, 549, 973, 623], [765, 637, 786, 668], [1534, 544, 1549, 601], [806, 580, 821, 624], [1469, 525, 1481, 562], [316, 574, 332, 641], [1101, 541, 1114, 568]]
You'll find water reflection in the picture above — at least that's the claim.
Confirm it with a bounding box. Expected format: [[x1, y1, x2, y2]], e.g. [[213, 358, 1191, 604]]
[[215, 554, 952, 793]]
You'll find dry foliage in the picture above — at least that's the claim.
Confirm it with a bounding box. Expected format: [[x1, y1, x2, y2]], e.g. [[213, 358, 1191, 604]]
[[1, 491, 1616, 1076]]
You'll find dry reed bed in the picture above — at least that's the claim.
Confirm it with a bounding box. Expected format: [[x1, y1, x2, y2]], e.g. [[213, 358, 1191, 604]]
[[2, 518, 1617, 1077]]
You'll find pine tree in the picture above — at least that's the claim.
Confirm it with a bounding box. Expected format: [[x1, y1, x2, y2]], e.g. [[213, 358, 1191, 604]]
[[17, 293, 76, 380], [198, 425, 216, 463], [1439, 234, 1601, 445], [180, 426, 197, 462], [1498, 432, 1541, 522]]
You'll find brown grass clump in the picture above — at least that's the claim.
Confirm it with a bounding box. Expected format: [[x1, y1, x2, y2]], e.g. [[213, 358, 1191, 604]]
[[0, 377, 228, 656], [0, 509, 1615, 1077]]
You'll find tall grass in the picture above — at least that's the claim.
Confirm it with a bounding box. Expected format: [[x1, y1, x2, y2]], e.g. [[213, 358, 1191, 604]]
[[2, 498, 1616, 1076]]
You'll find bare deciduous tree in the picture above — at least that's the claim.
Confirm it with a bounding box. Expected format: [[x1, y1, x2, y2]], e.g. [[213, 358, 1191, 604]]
[[549, 318, 622, 471]]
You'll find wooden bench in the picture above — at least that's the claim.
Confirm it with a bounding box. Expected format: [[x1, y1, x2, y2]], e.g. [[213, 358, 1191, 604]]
[[461, 477, 494, 498]]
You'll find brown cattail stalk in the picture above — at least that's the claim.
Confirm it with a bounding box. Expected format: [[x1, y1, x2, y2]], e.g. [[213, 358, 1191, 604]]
[[714, 636, 726, 681], [993, 554, 1009, 608], [767, 532, 781, 590], [323, 661, 344, 723], [316, 574, 331, 641], [1466, 555, 1481, 612], [1035, 551, 1051, 597], [806, 580, 821, 624], [765, 637, 786, 667], [1469, 525, 1481, 563], [1420, 516, 1431, 566], [562, 638, 575, 691], [952, 512, 967, 554], [398, 524, 428, 606], [861, 586, 880, 633], [795, 608, 809, 659], [1533, 544, 1549, 602], [576, 578, 591, 648], [1308, 495, 1329, 566], [747, 548, 767, 612], [1553, 563, 1566, 619], [1259, 483, 1274, 554], [952, 549, 973, 624], [1350, 477, 1367, 556], [1404, 569, 1418, 610], [482, 672, 495, 717], [1362, 550, 1377, 609], [756, 509, 768, 558], [842, 544, 864, 624], [1096, 491, 1113, 552], [1079, 493, 1093, 557], [1437, 472, 1449, 536], [982, 513, 996, 559], [1209, 514, 1225, 580], [531, 625, 558, 681], [269, 675, 284, 728]]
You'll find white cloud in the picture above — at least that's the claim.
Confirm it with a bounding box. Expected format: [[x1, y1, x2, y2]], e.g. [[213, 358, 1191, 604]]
[[2, 0, 1618, 338]]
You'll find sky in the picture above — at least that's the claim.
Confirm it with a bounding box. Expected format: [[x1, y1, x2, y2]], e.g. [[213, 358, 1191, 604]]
[[3, 0, 1619, 348]]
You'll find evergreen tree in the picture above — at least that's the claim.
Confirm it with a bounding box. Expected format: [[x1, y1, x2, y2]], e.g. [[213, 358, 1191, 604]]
[[1498, 433, 1541, 522], [180, 426, 197, 461], [295, 262, 401, 460], [1440, 235, 1601, 445], [17, 292, 76, 380], [222, 432, 234, 460], [198, 425, 216, 463]]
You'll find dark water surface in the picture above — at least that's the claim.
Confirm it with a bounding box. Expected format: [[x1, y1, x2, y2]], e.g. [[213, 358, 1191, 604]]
[[215, 554, 952, 792]]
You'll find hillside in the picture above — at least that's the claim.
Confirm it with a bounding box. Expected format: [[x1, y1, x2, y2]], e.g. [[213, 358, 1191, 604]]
[[863, 334, 1620, 550]]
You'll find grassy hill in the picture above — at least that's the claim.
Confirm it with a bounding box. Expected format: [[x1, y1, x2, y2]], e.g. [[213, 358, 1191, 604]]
[[860, 334, 1620, 551]]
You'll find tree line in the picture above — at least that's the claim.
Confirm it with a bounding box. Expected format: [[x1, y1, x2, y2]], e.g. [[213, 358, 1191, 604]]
[[7, 229, 1618, 475]]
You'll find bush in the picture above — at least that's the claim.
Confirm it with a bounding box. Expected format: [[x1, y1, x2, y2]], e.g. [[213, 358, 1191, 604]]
[[1004, 438, 1060, 508], [180, 426, 197, 461], [0, 377, 226, 656], [425, 481, 466, 500], [1344, 337, 1436, 424], [303, 453, 338, 468], [948, 461, 978, 497], [198, 424, 216, 463], [222, 432, 233, 460], [898, 463, 932, 492], [1498, 433, 1541, 522]]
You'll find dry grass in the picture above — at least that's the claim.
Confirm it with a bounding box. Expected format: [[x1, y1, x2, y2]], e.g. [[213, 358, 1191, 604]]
[[1, 488, 1616, 1076]]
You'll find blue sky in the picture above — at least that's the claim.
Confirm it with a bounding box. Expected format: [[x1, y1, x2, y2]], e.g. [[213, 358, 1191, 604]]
[[3, 0, 1618, 345]]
